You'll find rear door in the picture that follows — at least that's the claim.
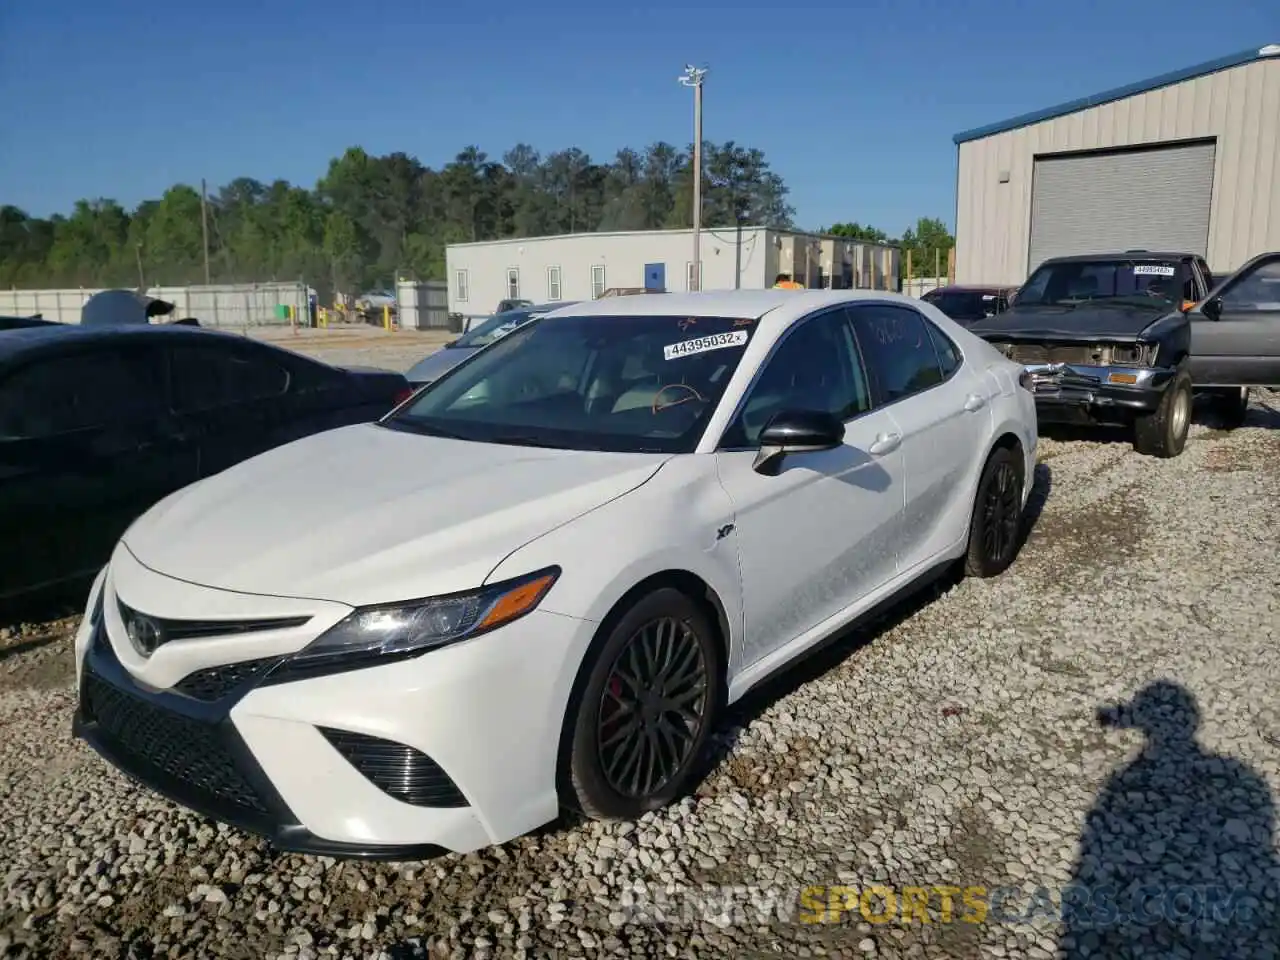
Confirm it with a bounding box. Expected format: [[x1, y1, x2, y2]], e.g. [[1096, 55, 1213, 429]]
[[846, 303, 993, 572], [1189, 253, 1280, 386], [167, 339, 295, 477], [0, 344, 197, 599]]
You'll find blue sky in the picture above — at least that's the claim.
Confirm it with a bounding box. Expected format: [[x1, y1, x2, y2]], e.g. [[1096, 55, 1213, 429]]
[[0, 0, 1274, 237]]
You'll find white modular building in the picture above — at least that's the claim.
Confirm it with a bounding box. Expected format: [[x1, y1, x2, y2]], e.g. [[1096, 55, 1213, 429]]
[[444, 228, 900, 318], [954, 43, 1280, 285]]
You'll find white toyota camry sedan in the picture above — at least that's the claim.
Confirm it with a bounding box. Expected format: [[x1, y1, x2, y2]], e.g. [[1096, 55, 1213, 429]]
[[73, 289, 1037, 858]]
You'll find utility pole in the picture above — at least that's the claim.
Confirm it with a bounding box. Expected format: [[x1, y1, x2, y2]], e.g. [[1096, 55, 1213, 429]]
[[134, 242, 145, 291], [679, 65, 707, 291], [200, 178, 211, 285]]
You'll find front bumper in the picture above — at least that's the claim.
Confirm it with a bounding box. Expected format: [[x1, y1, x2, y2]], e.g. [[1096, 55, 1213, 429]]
[[72, 548, 593, 858], [1023, 362, 1172, 424]]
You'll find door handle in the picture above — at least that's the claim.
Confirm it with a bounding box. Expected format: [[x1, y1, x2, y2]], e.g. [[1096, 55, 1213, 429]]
[[963, 393, 987, 412], [868, 432, 902, 456]]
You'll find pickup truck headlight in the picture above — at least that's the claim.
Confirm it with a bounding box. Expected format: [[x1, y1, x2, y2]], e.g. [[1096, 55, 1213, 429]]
[[267, 567, 560, 682]]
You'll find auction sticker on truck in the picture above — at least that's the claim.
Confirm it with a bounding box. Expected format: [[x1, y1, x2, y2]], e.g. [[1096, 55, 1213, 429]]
[[664, 329, 749, 360], [1133, 264, 1176, 276]]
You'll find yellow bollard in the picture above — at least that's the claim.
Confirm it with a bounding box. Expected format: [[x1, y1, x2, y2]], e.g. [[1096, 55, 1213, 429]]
[[383, 304, 390, 331]]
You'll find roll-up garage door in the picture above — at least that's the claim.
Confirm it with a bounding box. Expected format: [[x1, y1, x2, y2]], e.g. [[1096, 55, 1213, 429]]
[[1027, 141, 1216, 273]]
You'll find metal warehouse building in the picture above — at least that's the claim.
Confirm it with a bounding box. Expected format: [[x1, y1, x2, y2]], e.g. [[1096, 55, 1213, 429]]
[[445, 228, 900, 318], [953, 43, 1280, 286]]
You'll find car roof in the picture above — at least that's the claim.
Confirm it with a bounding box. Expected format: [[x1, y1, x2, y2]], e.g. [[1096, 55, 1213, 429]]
[[0, 322, 269, 365], [926, 285, 1015, 294], [1040, 251, 1195, 265], [540, 288, 948, 341]]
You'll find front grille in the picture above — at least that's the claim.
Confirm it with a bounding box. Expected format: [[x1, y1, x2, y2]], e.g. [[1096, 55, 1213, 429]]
[[82, 672, 267, 813], [116, 599, 311, 643], [1000, 342, 1148, 366], [174, 657, 281, 702], [318, 727, 468, 808]]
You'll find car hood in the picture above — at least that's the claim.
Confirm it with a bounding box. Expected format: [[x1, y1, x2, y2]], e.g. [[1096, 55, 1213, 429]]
[[122, 423, 670, 607], [405, 346, 476, 384], [968, 303, 1175, 341]]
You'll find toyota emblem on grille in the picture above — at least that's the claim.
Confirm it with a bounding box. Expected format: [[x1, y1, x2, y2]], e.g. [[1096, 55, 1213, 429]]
[[125, 612, 165, 656]]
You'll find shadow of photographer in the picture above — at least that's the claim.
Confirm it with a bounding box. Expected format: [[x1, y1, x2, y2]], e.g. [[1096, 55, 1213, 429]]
[[1059, 680, 1280, 957]]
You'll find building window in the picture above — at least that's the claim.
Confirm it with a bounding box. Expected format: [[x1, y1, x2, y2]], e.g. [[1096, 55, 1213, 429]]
[[547, 266, 562, 301], [455, 269, 469, 302], [506, 268, 520, 300], [686, 261, 702, 292], [591, 264, 606, 299]]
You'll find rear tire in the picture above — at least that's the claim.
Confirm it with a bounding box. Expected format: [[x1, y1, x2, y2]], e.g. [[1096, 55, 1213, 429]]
[[1133, 368, 1192, 458], [1210, 386, 1250, 429], [964, 446, 1025, 578], [564, 588, 723, 821]]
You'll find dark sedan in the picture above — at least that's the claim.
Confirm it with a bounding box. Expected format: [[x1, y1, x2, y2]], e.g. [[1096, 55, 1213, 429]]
[[0, 323, 413, 610], [920, 285, 1016, 324]]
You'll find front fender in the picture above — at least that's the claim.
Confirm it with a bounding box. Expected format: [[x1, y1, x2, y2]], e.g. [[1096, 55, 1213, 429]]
[[484, 453, 744, 665], [1141, 313, 1191, 365]]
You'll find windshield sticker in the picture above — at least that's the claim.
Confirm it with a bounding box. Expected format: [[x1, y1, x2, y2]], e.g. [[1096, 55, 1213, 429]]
[[663, 330, 749, 360], [1134, 265, 1176, 276], [679, 318, 698, 331]]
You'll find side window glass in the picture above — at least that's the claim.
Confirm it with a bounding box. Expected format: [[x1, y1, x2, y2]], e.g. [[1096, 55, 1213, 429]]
[[171, 346, 290, 412], [848, 305, 945, 405], [722, 310, 870, 448], [1197, 259, 1214, 292], [0, 349, 161, 439], [1181, 264, 1199, 303], [926, 321, 961, 378], [1220, 260, 1280, 312]]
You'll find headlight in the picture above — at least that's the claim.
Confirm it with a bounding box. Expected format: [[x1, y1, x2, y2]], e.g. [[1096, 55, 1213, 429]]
[[265, 566, 560, 682]]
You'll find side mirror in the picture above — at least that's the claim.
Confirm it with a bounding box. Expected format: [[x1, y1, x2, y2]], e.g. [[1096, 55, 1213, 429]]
[[1200, 296, 1224, 322], [752, 410, 845, 475]]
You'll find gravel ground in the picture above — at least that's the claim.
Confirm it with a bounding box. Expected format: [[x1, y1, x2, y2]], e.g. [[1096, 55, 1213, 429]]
[[3, 350, 1279, 958]]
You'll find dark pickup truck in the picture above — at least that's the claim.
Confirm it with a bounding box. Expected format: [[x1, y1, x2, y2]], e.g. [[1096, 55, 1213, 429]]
[[967, 250, 1280, 458]]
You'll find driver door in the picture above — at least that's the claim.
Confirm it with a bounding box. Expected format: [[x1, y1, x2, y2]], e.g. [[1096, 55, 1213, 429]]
[[713, 306, 906, 670], [1189, 254, 1280, 386]]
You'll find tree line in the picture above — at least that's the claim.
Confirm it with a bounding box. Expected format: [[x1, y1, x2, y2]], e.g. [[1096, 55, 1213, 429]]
[[0, 142, 954, 297]]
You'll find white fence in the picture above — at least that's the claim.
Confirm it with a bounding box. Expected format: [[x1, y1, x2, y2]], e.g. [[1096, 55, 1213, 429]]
[[901, 276, 951, 298], [0, 281, 314, 327]]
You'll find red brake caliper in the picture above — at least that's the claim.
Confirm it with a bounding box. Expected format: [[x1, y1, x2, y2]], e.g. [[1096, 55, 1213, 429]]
[[601, 676, 624, 736]]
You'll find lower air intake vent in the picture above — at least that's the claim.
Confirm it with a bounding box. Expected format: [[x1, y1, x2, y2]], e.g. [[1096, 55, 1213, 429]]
[[82, 673, 266, 813], [317, 727, 468, 808]]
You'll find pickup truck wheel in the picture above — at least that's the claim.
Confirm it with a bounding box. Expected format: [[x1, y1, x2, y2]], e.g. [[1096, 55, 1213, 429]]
[[1211, 386, 1250, 429], [1133, 368, 1192, 458]]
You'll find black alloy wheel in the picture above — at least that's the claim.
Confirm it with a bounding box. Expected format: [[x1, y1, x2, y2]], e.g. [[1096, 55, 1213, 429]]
[[565, 588, 722, 819], [597, 616, 708, 798], [965, 446, 1025, 578]]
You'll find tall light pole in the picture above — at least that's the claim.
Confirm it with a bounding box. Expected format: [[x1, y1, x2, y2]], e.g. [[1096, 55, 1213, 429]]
[[679, 65, 707, 291]]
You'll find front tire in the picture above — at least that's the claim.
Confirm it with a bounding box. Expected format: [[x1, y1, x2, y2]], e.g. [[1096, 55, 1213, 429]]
[[964, 445, 1025, 578], [565, 588, 723, 820], [1133, 368, 1192, 457]]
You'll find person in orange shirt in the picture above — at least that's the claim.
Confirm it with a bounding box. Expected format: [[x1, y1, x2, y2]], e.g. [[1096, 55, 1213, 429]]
[[773, 273, 804, 289]]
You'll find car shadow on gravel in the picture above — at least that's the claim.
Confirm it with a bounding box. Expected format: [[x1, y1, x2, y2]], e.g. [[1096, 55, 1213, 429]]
[[1058, 680, 1280, 958], [691, 461, 1054, 794]]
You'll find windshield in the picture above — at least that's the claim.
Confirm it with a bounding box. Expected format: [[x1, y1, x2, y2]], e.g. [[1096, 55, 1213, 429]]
[[1016, 259, 1187, 309], [389, 313, 760, 453], [454, 309, 538, 348]]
